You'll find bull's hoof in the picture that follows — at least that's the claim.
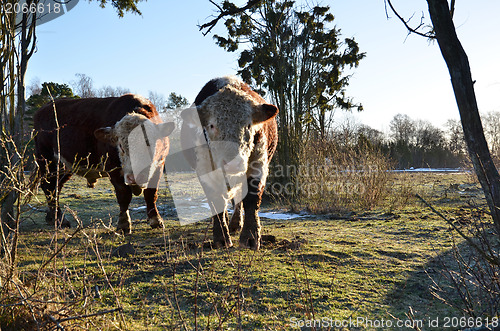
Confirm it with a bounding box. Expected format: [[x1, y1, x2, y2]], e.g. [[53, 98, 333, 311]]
[[60, 218, 71, 229], [239, 238, 260, 251], [87, 179, 97, 188], [148, 216, 164, 229], [116, 224, 132, 235], [213, 237, 233, 249], [117, 211, 132, 235], [239, 232, 261, 251], [45, 212, 71, 229]]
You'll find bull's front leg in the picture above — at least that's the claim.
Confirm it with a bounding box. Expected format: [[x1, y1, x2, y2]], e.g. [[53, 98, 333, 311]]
[[228, 201, 243, 234], [240, 176, 263, 250], [207, 196, 232, 248], [144, 188, 163, 228], [110, 172, 133, 234], [38, 157, 72, 228], [212, 211, 232, 248]]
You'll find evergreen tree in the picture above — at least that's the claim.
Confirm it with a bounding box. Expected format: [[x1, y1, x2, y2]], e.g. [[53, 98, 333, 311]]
[[25, 82, 77, 129], [165, 92, 189, 110], [213, 0, 365, 193]]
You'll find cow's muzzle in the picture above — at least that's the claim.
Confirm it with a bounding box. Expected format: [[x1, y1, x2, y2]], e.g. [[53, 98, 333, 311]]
[[125, 173, 148, 187], [125, 173, 137, 185]]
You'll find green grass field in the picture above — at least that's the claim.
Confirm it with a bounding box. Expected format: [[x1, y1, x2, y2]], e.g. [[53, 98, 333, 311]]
[[2, 172, 495, 330]]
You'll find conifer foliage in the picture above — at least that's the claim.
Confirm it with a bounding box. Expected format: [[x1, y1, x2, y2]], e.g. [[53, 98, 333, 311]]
[[213, 0, 365, 192]]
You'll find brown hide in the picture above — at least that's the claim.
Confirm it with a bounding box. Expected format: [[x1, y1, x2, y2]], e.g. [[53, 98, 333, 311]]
[[34, 94, 168, 233]]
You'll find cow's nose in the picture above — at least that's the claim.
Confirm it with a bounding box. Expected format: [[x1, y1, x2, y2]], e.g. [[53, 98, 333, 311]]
[[125, 173, 136, 185]]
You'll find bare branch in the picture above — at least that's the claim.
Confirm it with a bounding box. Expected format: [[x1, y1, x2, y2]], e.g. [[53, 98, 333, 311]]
[[56, 308, 123, 323], [199, 0, 263, 36], [385, 0, 435, 39], [209, 0, 223, 11]]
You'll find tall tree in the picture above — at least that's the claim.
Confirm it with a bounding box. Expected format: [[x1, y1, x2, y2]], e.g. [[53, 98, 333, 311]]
[[25, 82, 77, 128], [387, 0, 500, 235], [27, 82, 76, 109], [72, 73, 95, 98], [483, 111, 500, 161], [389, 114, 415, 145], [90, 0, 145, 17], [165, 92, 189, 110], [445, 118, 466, 156], [213, 0, 364, 192]]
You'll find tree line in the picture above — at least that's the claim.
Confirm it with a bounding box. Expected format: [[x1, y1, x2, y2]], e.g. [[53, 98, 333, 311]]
[[317, 110, 500, 170], [25, 74, 189, 120], [335, 113, 466, 169]]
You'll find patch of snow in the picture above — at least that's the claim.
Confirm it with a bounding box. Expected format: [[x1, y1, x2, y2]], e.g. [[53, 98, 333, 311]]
[[259, 211, 304, 220], [392, 168, 464, 173], [165, 202, 307, 221]]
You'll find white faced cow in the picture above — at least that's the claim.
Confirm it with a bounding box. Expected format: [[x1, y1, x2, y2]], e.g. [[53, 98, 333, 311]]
[[34, 94, 174, 233], [181, 77, 278, 250]]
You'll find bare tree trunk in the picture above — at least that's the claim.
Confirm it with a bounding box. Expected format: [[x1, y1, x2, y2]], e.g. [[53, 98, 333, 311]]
[[427, 0, 500, 232], [1, 3, 37, 233], [1, 10, 17, 232]]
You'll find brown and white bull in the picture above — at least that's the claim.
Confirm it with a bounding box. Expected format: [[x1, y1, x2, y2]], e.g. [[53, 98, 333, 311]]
[[181, 77, 278, 250], [34, 94, 174, 233]]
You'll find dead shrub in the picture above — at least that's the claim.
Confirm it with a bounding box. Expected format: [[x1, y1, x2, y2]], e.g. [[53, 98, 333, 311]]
[[293, 138, 394, 213]]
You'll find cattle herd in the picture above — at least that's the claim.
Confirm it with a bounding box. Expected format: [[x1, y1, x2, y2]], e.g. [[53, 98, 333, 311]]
[[33, 76, 278, 250]]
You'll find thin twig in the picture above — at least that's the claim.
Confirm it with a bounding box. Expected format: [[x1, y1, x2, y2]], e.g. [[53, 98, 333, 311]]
[[35, 224, 85, 290], [56, 307, 123, 323], [48, 315, 64, 330], [385, 0, 435, 39]]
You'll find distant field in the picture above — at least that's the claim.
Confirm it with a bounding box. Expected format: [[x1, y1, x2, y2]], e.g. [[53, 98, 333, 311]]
[[6, 172, 491, 330]]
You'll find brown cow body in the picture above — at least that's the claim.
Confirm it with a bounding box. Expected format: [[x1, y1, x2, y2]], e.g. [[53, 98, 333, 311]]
[[34, 94, 171, 233], [181, 77, 278, 250]]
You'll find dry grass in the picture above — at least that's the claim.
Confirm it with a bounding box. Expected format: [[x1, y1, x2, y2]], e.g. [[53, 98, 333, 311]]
[[1, 171, 491, 330], [1, 129, 498, 329], [292, 139, 395, 213]]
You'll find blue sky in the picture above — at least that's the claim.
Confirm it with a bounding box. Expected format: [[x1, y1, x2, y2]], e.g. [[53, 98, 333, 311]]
[[27, 0, 500, 132]]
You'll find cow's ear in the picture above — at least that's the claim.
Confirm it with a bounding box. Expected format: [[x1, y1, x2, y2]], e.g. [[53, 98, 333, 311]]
[[252, 104, 278, 124], [158, 122, 175, 137], [181, 107, 196, 122], [94, 127, 116, 145], [181, 107, 203, 128]]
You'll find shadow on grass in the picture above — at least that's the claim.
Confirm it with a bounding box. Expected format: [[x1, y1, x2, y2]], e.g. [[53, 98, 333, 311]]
[[383, 239, 496, 330]]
